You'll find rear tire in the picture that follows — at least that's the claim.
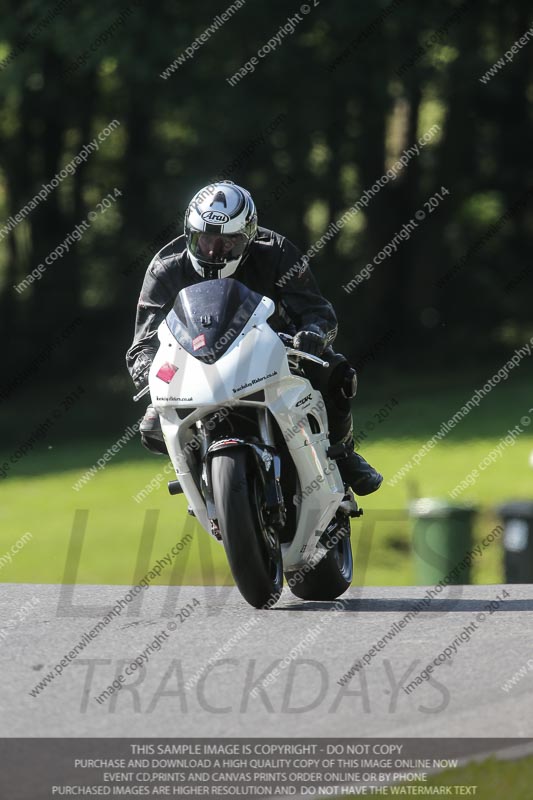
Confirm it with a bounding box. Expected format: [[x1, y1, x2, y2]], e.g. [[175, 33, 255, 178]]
[[287, 518, 353, 601], [211, 448, 283, 609]]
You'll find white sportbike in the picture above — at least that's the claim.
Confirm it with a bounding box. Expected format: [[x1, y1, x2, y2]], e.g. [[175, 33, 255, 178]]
[[135, 278, 362, 608]]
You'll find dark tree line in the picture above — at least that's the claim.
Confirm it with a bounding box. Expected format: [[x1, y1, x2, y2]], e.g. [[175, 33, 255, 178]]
[[0, 0, 531, 393]]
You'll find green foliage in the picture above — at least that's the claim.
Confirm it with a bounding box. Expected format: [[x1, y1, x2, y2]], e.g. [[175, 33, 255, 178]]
[[0, 0, 531, 381]]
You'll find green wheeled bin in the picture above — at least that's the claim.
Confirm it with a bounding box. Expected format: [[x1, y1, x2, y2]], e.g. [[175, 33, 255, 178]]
[[409, 498, 477, 585], [496, 501, 533, 583]]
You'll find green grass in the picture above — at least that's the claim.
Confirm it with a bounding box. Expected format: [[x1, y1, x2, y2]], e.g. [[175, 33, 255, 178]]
[[1, 368, 531, 586], [342, 753, 533, 798]]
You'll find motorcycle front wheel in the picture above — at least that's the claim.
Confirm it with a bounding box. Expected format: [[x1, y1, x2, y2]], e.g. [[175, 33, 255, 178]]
[[286, 517, 353, 601], [211, 448, 283, 609]]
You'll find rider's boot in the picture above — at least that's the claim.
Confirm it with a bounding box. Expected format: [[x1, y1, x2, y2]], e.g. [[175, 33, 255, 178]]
[[332, 432, 383, 496]]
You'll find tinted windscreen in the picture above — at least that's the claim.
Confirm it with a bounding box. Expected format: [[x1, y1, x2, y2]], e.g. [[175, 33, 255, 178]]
[[166, 278, 263, 363]]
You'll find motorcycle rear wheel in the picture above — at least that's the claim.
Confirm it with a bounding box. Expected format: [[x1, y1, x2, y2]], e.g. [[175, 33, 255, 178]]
[[211, 448, 283, 609]]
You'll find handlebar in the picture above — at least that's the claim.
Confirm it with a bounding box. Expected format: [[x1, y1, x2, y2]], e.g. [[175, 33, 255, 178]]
[[133, 385, 150, 402], [277, 332, 294, 345], [278, 332, 329, 368], [284, 348, 329, 368]]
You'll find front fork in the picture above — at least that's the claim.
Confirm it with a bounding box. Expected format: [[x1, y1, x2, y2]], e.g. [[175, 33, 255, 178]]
[[258, 407, 275, 447]]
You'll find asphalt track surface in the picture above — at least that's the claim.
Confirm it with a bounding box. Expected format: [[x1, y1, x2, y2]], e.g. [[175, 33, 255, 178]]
[[1, 583, 532, 737]]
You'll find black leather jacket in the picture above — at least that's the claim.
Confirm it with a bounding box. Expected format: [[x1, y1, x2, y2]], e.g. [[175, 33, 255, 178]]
[[126, 227, 338, 390]]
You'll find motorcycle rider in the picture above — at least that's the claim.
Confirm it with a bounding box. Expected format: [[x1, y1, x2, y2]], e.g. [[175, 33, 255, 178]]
[[126, 181, 382, 496]]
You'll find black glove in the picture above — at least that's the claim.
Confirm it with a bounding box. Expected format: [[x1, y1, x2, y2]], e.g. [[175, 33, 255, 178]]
[[293, 327, 327, 357], [131, 351, 154, 391]]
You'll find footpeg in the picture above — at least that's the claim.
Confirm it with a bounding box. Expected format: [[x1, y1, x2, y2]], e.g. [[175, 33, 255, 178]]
[[339, 491, 363, 518], [327, 442, 351, 460], [168, 480, 183, 495]]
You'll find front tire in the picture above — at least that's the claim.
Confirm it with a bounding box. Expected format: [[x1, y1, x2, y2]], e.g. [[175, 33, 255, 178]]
[[211, 448, 283, 609], [287, 518, 353, 601]]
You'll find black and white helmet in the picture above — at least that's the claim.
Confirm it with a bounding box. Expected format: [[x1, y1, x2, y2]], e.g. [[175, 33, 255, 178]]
[[184, 181, 258, 278]]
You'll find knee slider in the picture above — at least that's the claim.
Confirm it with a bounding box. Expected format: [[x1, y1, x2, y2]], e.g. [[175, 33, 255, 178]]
[[341, 366, 358, 399], [325, 359, 357, 420], [329, 360, 358, 400]]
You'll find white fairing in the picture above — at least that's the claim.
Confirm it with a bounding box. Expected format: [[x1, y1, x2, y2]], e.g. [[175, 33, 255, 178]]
[[149, 294, 345, 572]]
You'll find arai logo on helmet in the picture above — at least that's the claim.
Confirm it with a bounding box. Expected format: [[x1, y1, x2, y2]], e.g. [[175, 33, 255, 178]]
[[201, 210, 230, 224]]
